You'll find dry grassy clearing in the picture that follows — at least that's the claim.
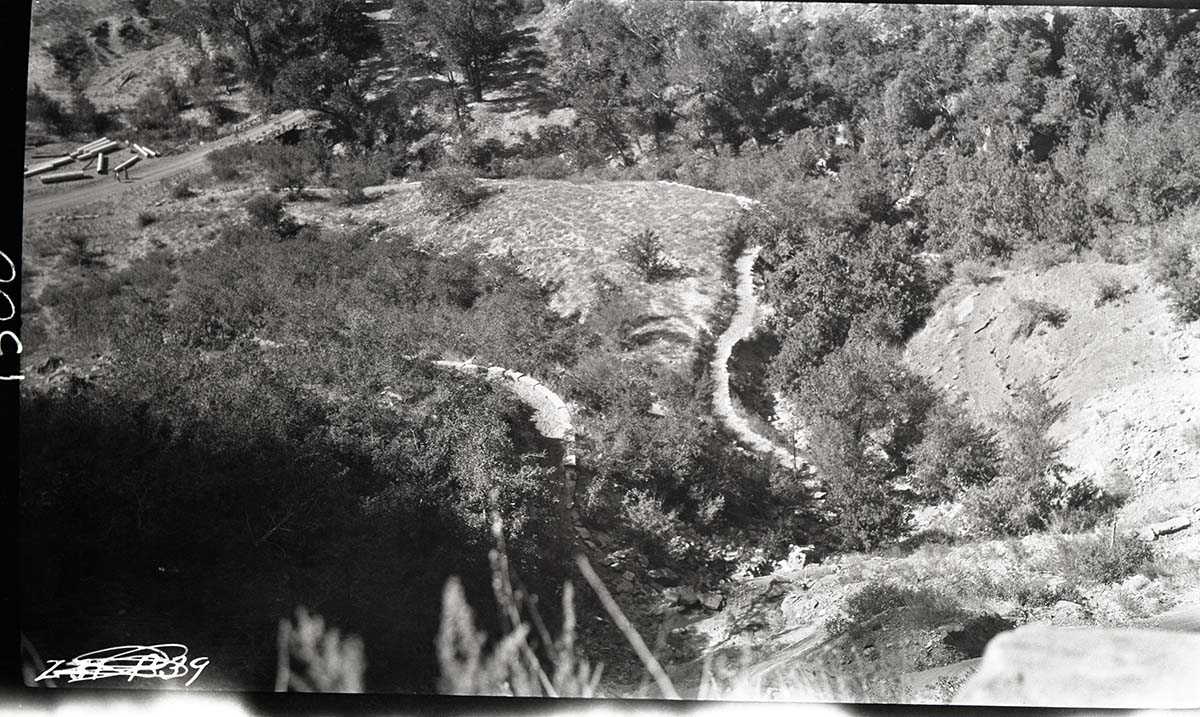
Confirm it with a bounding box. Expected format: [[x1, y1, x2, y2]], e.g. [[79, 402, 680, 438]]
[[290, 179, 747, 361]]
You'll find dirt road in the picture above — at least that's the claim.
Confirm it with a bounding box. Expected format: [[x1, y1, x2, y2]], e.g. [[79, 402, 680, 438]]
[[21, 109, 312, 222]]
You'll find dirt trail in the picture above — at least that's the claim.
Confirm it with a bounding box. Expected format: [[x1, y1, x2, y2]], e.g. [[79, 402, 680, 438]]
[[419, 359, 590, 542], [710, 246, 810, 475], [22, 109, 312, 221]]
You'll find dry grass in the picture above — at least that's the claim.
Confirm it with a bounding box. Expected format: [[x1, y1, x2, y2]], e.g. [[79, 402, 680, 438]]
[[289, 179, 748, 361]]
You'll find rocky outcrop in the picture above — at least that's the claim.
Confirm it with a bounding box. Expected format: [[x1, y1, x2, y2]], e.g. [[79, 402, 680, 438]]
[[954, 625, 1200, 708]]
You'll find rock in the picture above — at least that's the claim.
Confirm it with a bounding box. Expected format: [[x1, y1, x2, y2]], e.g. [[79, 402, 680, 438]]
[[1122, 574, 1151, 592], [1048, 600, 1090, 626], [614, 579, 635, 594], [1135, 527, 1158, 542], [622, 570, 636, 583], [1149, 515, 1192, 537], [701, 592, 725, 611], [648, 401, 670, 417], [664, 586, 699, 607], [576, 526, 591, 540], [954, 625, 1200, 708], [647, 568, 681, 586]]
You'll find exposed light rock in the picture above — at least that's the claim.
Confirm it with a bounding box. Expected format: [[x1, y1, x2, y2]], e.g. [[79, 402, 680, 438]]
[[954, 626, 1200, 708]]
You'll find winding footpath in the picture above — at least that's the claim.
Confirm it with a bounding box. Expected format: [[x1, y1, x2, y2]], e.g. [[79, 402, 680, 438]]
[[415, 198, 815, 548], [710, 246, 815, 480]]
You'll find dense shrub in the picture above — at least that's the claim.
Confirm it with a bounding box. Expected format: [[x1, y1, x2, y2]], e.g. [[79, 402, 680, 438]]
[[46, 32, 93, 82], [129, 85, 181, 131], [960, 379, 1073, 537], [26, 85, 67, 132], [618, 229, 681, 283], [1011, 299, 1070, 339], [170, 180, 196, 200], [420, 168, 488, 218], [1093, 275, 1131, 308], [996, 379, 1070, 485], [207, 145, 248, 181], [908, 401, 1001, 501], [117, 16, 148, 48], [502, 155, 571, 179], [1149, 230, 1200, 323], [68, 90, 111, 136], [257, 143, 320, 197], [1049, 532, 1157, 585], [1084, 107, 1200, 224], [794, 337, 938, 550], [245, 193, 285, 228], [333, 153, 388, 205], [89, 20, 111, 46], [825, 582, 966, 637]]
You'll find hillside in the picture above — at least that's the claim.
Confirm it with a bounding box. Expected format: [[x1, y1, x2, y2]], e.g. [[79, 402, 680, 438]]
[[288, 179, 748, 363], [904, 259, 1200, 529], [644, 254, 1200, 701]]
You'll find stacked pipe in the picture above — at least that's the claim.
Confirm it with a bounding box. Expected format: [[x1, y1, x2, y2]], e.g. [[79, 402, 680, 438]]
[[24, 156, 74, 179], [96, 153, 109, 175], [131, 143, 159, 158], [69, 137, 112, 158], [75, 140, 122, 161], [40, 170, 90, 184]]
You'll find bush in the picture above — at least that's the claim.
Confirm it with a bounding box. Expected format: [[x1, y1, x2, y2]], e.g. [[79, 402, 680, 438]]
[[502, 155, 571, 180], [1011, 299, 1070, 339], [170, 180, 196, 200], [1049, 532, 1157, 585], [1093, 275, 1130, 308], [207, 145, 246, 181], [996, 379, 1070, 485], [1149, 231, 1200, 323], [959, 474, 1061, 537], [420, 168, 488, 218], [137, 211, 157, 227], [618, 229, 681, 283], [90, 20, 111, 46], [908, 401, 1001, 501], [27, 85, 67, 132], [333, 154, 388, 205], [257, 143, 320, 198], [246, 193, 285, 228], [117, 16, 147, 48], [129, 86, 181, 132], [68, 90, 110, 136], [795, 337, 938, 550], [46, 32, 93, 82], [960, 379, 1074, 537], [825, 582, 965, 637], [1084, 107, 1200, 224]]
